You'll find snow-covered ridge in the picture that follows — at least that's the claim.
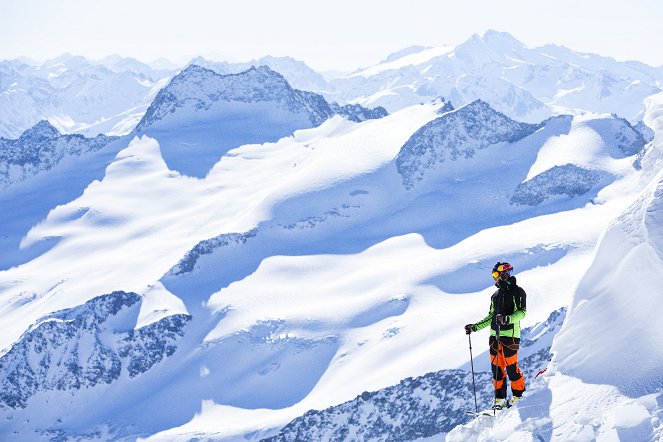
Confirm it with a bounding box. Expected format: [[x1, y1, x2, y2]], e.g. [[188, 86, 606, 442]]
[[0, 120, 118, 189], [396, 99, 542, 189], [0, 291, 191, 409]]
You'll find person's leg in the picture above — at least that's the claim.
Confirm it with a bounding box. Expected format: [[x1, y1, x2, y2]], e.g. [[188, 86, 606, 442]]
[[489, 336, 508, 399], [502, 337, 525, 397]]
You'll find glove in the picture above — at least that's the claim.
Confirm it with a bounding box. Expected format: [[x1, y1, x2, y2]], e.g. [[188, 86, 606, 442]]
[[495, 314, 509, 325], [464, 324, 475, 335]]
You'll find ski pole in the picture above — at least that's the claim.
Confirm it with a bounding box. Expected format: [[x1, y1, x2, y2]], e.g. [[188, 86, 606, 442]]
[[495, 323, 500, 417], [468, 333, 479, 414]]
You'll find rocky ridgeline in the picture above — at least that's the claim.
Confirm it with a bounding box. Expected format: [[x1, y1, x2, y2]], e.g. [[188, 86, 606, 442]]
[[0, 291, 191, 409]]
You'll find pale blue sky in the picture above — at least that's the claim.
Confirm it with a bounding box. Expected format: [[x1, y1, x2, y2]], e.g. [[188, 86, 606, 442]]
[[2, 0, 662, 71]]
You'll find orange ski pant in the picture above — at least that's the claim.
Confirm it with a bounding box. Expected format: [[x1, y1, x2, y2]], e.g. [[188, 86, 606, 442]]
[[489, 335, 525, 399]]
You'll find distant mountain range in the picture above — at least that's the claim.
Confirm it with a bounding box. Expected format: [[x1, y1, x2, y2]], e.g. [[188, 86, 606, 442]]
[[2, 30, 662, 140]]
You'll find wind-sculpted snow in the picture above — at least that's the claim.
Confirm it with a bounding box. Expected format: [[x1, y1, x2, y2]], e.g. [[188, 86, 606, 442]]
[[396, 100, 541, 189], [553, 169, 663, 396], [0, 291, 190, 409], [0, 120, 118, 189], [510, 164, 604, 206], [264, 309, 564, 442]]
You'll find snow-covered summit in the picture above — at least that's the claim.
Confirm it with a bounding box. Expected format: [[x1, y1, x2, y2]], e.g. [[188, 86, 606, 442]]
[[136, 64, 333, 131], [381, 45, 432, 63], [186, 55, 331, 92]]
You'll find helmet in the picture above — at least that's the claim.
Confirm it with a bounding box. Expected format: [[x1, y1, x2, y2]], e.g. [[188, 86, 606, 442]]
[[492, 262, 513, 279]]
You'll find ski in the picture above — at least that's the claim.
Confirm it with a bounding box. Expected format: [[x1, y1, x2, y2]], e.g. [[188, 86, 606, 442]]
[[466, 399, 519, 417], [465, 410, 496, 417]]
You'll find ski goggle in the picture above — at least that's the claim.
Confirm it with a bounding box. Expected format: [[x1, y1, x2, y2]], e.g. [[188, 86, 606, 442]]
[[492, 271, 503, 279]]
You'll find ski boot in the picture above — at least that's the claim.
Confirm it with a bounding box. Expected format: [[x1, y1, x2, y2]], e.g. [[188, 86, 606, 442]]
[[492, 398, 508, 410]]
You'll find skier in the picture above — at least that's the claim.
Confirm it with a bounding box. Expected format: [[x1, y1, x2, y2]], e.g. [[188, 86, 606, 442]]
[[464, 262, 526, 409]]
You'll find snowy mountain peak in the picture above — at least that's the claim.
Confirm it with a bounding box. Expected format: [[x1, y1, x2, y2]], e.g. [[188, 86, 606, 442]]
[[396, 99, 541, 188], [0, 291, 191, 410], [17, 119, 60, 142], [176, 63, 287, 87], [454, 31, 525, 63], [136, 64, 302, 132], [481, 29, 525, 47], [456, 98, 492, 114], [174, 63, 220, 81], [46, 53, 88, 69], [137, 63, 386, 136]]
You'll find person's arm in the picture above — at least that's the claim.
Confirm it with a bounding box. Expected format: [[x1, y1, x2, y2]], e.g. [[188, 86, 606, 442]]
[[473, 300, 494, 331], [507, 287, 527, 324]]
